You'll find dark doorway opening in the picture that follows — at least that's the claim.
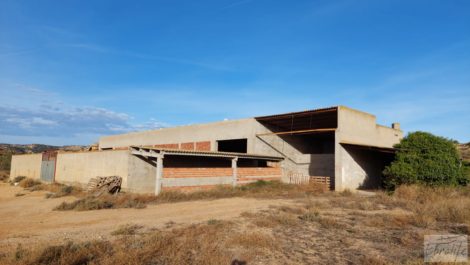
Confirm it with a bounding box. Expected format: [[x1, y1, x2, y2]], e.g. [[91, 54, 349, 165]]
[[217, 139, 247, 153]]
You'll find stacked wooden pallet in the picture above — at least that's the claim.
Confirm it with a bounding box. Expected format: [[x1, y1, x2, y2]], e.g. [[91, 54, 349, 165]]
[[86, 176, 122, 196]]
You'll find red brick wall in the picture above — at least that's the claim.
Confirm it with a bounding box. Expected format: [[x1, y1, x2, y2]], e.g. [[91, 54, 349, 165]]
[[162, 185, 220, 192], [163, 167, 232, 178], [180, 142, 195, 150], [195, 141, 211, 151], [162, 167, 281, 180], [155, 143, 179, 149], [237, 167, 282, 182], [160, 166, 282, 193]]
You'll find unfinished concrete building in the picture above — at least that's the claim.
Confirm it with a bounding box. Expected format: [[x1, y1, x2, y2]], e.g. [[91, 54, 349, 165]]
[[10, 106, 403, 194]]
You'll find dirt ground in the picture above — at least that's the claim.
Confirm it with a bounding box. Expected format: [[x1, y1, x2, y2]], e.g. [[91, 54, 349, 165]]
[[0, 183, 294, 250], [2, 182, 469, 264]]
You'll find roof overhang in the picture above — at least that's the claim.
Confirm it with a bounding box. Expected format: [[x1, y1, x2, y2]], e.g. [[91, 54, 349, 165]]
[[255, 106, 338, 132], [340, 141, 396, 154], [130, 146, 284, 161]]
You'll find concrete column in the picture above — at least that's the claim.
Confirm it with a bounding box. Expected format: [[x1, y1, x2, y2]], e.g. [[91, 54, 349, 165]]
[[155, 155, 164, 195], [232, 157, 238, 187]]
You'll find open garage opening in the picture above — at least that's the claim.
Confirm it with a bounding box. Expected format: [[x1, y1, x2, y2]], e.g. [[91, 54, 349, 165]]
[[341, 144, 395, 189]]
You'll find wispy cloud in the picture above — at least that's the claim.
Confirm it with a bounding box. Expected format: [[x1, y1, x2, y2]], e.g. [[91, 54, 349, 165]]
[[58, 42, 233, 71]]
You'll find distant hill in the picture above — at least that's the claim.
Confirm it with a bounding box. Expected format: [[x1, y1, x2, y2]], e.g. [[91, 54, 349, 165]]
[[0, 144, 86, 155], [0, 144, 87, 171]]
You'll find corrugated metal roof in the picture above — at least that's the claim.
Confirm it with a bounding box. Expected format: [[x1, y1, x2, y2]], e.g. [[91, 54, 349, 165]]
[[130, 146, 284, 161], [255, 106, 338, 120]]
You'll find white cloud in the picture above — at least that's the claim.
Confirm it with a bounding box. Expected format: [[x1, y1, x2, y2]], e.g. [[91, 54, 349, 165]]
[[0, 83, 168, 142], [0, 104, 168, 138]]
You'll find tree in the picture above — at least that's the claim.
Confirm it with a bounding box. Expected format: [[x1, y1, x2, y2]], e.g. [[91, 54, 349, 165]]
[[383, 131, 467, 190]]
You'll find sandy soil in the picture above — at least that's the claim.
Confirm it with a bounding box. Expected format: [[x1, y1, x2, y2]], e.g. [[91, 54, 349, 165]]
[[0, 183, 293, 249]]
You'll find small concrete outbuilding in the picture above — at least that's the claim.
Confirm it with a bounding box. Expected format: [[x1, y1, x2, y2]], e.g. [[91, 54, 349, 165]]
[[10, 106, 402, 194]]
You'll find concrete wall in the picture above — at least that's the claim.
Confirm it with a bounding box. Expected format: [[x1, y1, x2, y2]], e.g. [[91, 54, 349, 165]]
[[9, 149, 281, 194], [10, 154, 42, 180], [99, 118, 270, 153], [100, 118, 283, 159], [127, 155, 156, 194], [338, 145, 394, 190], [293, 154, 334, 177], [55, 150, 129, 188], [336, 106, 402, 148], [334, 106, 402, 190]]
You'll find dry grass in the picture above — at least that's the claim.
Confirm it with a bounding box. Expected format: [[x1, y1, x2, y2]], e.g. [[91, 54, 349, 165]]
[[0, 220, 278, 265], [55, 180, 326, 211], [11, 176, 26, 183], [0, 170, 9, 182], [18, 178, 42, 188], [380, 185, 470, 228], [227, 231, 278, 254], [3, 182, 470, 264], [111, 224, 143, 236], [237, 184, 470, 264], [45, 185, 83, 198], [15, 178, 84, 198]]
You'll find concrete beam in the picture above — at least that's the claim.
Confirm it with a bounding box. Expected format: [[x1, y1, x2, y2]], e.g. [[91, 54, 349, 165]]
[[131, 149, 163, 159], [161, 151, 236, 159]]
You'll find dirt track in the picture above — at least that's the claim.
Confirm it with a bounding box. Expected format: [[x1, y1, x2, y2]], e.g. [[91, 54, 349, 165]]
[[0, 183, 293, 249]]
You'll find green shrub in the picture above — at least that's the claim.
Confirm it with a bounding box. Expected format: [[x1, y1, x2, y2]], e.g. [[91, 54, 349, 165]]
[[384, 131, 467, 190], [463, 161, 470, 181], [0, 152, 12, 171]]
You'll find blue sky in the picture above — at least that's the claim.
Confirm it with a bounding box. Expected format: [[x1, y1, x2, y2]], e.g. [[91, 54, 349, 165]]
[[0, 0, 469, 145]]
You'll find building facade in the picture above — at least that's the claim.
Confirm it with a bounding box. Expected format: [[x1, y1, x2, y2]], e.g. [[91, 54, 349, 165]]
[[10, 106, 402, 193]]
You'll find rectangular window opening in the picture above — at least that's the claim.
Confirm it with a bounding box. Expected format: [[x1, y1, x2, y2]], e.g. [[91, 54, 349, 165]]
[[217, 138, 247, 153]]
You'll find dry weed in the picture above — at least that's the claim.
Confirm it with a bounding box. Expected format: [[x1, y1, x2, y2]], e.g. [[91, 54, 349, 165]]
[[19, 178, 41, 188], [390, 185, 470, 227], [45, 185, 83, 198], [111, 224, 143, 236], [1, 220, 272, 265], [56, 180, 330, 211], [227, 232, 277, 250]]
